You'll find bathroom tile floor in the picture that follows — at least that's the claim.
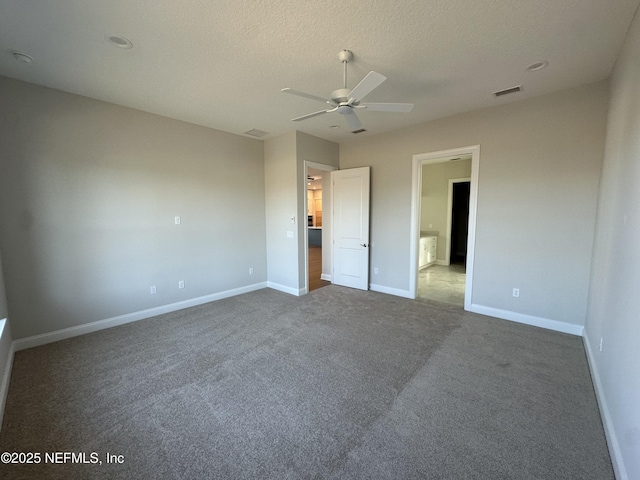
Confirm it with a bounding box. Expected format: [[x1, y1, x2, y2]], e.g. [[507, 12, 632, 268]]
[[418, 263, 466, 306]]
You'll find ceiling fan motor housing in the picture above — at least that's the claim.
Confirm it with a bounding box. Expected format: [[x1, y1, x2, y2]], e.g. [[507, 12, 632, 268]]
[[331, 88, 352, 104]]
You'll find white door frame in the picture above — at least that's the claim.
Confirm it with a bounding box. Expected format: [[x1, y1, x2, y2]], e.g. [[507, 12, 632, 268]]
[[445, 177, 472, 265], [303, 161, 337, 294], [409, 145, 480, 310]]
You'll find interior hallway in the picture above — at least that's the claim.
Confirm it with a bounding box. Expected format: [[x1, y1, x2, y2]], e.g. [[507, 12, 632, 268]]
[[418, 264, 466, 306]]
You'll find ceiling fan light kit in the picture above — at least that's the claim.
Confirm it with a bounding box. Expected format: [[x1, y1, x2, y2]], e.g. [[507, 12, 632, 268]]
[[282, 50, 414, 133]]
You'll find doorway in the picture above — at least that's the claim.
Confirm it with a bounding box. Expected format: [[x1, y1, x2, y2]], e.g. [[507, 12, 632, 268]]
[[409, 146, 479, 309], [304, 162, 337, 293], [449, 180, 470, 265]]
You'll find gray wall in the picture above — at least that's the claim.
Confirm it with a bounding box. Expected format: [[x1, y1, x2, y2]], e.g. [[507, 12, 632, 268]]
[[340, 81, 608, 327], [421, 159, 472, 261], [0, 252, 12, 429], [585, 7, 640, 479], [265, 131, 338, 294], [0, 77, 267, 340], [0, 252, 7, 320], [265, 132, 299, 292], [295, 132, 339, 287]]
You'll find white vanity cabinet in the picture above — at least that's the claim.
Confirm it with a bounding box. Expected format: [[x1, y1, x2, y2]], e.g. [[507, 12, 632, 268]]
[[419, 235, 437, 269]]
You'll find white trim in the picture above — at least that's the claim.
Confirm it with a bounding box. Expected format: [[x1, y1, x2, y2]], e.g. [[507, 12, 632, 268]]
[[445, 177, 472, 266], [13, 282, 268, 351], [320, 273, 332, 282], [434, 260, 448, 266], [369, 283, 413, 299], [468, 303, 584, 336], [267, 281, 305, 296], [583, 332, 628, 480], [305, 161, 338, 172], [410, 146, 480, 313], [0, 319, 15, 432]]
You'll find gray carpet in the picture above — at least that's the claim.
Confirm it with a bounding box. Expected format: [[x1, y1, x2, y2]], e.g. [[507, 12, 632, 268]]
[[0, 286, 613, 479]]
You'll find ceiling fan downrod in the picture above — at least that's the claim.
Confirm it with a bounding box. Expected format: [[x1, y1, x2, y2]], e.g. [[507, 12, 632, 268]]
[[338, 50, 353, 89]]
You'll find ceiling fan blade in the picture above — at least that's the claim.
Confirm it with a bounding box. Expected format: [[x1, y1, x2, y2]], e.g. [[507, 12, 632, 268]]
[[343, 109, 363, 131], [281, 88, 333, 105], [361, 102, 414, 112], [292, 110, 330, 122], [348, 71, 387, 103]]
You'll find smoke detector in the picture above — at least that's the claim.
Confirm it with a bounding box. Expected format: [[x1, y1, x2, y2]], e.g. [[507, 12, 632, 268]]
[[11, 51, 33, 63]]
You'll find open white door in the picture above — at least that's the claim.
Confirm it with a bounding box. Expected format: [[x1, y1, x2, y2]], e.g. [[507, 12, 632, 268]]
[[332, 167, 370, 290]]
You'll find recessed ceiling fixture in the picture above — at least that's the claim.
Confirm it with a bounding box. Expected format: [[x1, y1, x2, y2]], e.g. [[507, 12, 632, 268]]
[[244, 129, 269, 138], [11, 51, 33, 63], [329, 125, 341, 129], [526, 60, 549, 72], [105, 35, 133, 49]]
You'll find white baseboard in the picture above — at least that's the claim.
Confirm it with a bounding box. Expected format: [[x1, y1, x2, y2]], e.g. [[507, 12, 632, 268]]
[[320, 273, 332, 282], [266, 282, 305, 296], [0, 319, 15, 432], [419, 261, 447, 270], [583, 332, 628, 480], [13, 282, 268, 351], [369, 283, 413, 299], [468, 303, 584, 336]]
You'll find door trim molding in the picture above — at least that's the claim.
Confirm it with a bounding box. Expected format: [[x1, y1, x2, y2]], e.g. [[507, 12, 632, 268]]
[[409, 145, 480, 311]]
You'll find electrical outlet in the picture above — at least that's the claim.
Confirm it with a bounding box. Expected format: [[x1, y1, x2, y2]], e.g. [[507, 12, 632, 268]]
[[150, 285, 157, 295], [374, 267, 379, 274], [178, 280, 185, 289], [512, 288, 520, 298], [249, 267, 254, 275], [174, 216, 181, 225]]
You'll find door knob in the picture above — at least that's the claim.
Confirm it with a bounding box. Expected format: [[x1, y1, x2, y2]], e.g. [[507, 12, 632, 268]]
[[360, 243, 368, 247]]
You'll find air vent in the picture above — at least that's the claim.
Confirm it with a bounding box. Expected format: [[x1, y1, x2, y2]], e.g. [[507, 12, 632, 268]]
[[244, 129, 269, 138], [351, 128, 367, 134], [493, 85, 522, 97]]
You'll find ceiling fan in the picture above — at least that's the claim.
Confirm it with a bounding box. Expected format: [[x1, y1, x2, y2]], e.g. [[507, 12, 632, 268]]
[[282, 50, 413, 132]]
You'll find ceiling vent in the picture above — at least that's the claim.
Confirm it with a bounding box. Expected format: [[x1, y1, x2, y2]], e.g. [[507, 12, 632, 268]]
[[244, 129, 269, 138], [351, 128, 367, 134], [493, 85, 522, 97]]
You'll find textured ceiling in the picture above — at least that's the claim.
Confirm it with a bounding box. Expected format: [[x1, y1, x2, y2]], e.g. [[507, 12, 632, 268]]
[[1, 0, 639, 143]]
